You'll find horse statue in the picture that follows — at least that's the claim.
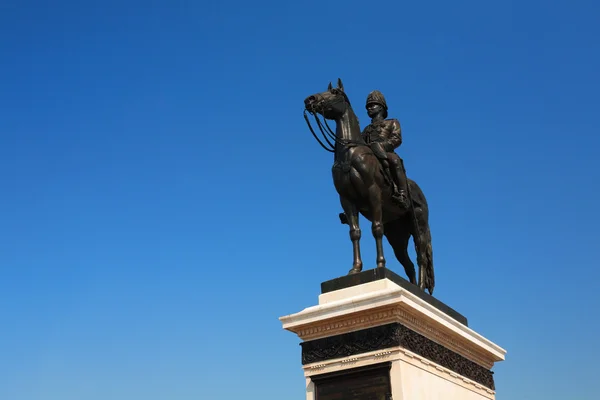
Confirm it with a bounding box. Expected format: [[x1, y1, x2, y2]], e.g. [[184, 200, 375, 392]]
[[303, 78, 435, 294]]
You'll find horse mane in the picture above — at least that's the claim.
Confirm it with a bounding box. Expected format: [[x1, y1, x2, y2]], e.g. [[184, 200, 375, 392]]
[[341, 92, 361, 137]]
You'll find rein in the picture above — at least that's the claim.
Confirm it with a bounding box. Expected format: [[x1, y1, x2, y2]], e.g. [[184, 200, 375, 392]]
[[303, 109, 335, 153], [303, 107, 364, 153]]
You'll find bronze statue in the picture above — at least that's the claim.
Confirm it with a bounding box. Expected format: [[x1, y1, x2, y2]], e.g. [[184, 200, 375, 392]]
[[303, 79, 435, 294]]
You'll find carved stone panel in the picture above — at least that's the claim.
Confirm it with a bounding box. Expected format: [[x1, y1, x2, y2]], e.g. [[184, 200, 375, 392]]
[[311, 362, 392, 400]]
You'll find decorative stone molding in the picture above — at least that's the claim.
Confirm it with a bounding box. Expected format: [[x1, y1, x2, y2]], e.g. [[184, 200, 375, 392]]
[[394, 306, 495, 369], [296, 304, 495, 369], [301, 323, 495, 390]]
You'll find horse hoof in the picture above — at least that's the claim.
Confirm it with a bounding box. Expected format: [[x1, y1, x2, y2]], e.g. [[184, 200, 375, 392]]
[[348, 267, 362, 275]]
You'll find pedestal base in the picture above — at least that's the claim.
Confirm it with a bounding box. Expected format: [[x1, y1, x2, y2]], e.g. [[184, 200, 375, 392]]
[[279, 268, 506, 400]]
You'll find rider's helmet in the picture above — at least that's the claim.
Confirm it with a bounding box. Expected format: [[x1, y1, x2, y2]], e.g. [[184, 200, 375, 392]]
[[366, 90, 387, 109], [366, 90, 388, 118]]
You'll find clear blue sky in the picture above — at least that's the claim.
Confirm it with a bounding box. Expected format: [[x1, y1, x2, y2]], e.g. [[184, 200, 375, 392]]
[[1, 1, 599, 399]]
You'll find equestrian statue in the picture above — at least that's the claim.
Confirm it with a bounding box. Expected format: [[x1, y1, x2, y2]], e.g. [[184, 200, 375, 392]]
[[303, 78, 435, 294]]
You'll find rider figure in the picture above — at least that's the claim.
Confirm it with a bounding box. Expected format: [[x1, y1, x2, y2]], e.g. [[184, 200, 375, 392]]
[[362, 90, 409, 208]]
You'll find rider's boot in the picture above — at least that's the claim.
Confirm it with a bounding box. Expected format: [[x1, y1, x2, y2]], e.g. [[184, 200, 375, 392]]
[[390, 165, 409, 209]]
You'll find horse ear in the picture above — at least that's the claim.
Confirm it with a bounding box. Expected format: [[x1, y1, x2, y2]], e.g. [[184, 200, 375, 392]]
[[328, 81, 333, 90], [337, 78, 344, 90]]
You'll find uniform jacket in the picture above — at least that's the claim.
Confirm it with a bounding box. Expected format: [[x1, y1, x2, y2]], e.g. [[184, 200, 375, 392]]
[[362, 118, 402, 153]]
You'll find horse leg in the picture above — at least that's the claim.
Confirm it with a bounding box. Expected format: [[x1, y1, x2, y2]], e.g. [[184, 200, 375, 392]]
[[384, 220, 416, 285], [367, 185, 386, 269], [340, 197, 363, 274], [413, 207, 435, 294]]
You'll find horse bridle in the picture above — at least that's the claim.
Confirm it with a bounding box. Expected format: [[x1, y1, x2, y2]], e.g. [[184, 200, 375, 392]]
[[303, 93, 363, 152]]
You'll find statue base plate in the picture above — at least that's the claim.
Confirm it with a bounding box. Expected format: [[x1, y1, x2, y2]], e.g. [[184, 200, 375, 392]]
[[321, 267, 468, 326], [279, 269, 506, 400]]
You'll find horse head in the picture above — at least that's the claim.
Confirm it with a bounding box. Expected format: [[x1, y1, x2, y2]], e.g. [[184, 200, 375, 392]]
[[304, 78, 350, 120]]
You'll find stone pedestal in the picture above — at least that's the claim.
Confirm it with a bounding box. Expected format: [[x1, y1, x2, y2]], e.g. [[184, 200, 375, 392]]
[[279, 268, 506, 400]]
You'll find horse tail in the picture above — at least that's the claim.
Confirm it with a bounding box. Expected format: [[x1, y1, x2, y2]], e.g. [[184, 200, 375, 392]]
[[417, 224, 435, 295], [406, 179, 435, 295]]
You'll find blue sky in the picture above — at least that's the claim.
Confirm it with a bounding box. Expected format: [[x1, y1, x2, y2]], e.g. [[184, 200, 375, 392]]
[[1, 0, 599, 399]]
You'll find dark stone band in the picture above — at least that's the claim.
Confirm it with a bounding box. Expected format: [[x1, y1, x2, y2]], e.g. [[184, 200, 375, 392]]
[[301, 322, 494, 390]]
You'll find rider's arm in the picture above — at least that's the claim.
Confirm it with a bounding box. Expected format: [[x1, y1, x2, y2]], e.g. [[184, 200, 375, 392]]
[[385, 119, 402, 151]]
